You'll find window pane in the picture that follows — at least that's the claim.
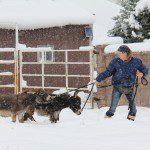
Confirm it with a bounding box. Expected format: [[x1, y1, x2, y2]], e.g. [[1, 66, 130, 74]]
[[37, 52, 42, 62], [45, 51, 53, 61], [37, 51, 53, 62], [85, 27, 93, 37]]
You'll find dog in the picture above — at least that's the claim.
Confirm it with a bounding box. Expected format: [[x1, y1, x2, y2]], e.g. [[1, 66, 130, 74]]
[[0, 89, 49, 123], [24, 91, 82, 123]]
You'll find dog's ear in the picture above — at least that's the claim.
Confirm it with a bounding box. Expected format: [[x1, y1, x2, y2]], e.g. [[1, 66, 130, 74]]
[[74, 91, 79, 98], [46, 94, 56, 101], [50, 94, 57, 99]]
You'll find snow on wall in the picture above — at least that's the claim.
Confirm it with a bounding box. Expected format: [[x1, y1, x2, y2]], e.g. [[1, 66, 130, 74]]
[[104, 42, 150, 54], [93, 36, 123, 46], [0, 0, 95, 30], [20, 76, 28, 87]]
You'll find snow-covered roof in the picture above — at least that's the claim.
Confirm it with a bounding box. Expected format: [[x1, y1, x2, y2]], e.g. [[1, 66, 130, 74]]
[[104, 42, 150, 54], [0, 0, 95, 30]]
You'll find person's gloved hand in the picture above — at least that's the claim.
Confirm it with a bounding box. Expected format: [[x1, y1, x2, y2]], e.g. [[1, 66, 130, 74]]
[[95, 81, 101, 86], [136, 71, 143, 78]]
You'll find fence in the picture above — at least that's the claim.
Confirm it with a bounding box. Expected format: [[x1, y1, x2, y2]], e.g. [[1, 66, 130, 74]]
[[0, 48, 18, 94], [0, 47, 94, 107], [19, 48, 94, 92]]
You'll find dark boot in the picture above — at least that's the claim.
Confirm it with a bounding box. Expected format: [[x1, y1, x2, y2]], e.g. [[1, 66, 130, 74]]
[[127, 111, 136, 121], [105, 111, 114, 118]]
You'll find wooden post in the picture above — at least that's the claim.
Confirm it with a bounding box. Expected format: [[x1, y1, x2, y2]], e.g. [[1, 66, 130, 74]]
[[19, 50, 23, 93], [65, 51, 69, 91], [42, 51, 45, 89], [15, 24, 19, 94], [90, 49, 94, 108]]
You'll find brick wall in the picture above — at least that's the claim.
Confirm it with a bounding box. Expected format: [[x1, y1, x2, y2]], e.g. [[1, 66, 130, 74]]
[[0, 25, 89, 49], [95, 45, 150, 108], [0, 25, 90, 94]]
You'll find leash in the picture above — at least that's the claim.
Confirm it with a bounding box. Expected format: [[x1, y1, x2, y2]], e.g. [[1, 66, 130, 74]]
[[67, 82, 96, 93], [80, 83, 95, 113], [80, 83, 113, 113], [128, 77, 139, 110], [80, 76, 148, 113], [55, 82, 113, 113], [52, 76, 148, 113], [67, 82, 112, 93], [53, 81, 113, 112], [97, 84, 112, 89], [50, 82, 96, 97], [141, 76, 148, 86], [128, 76, 148, 110]]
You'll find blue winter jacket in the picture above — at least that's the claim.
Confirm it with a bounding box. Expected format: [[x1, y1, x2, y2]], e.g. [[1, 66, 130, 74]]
[[96, 57, 149, 87]]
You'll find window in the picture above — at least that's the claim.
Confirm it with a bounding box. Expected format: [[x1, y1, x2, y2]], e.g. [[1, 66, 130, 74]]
[[45, 51, 54, 62], [37, 51, 54, 62], [85, 26, 93, 38], [37, 45, 54, 62]]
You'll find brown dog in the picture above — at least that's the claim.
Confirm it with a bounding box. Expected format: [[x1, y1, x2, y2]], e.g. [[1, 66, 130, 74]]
[[0, 89, 49, 123]]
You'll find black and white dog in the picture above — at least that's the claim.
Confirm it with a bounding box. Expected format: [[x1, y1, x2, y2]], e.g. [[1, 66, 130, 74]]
[[24, 91, 82, 123]]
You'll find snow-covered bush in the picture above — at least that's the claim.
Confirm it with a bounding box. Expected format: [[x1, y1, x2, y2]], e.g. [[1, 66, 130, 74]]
[[109, 0, 140, 43], [129, 0, 150, 42]]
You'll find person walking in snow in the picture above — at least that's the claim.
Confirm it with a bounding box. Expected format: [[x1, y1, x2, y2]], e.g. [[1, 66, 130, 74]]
[[96, 45, 149, 120]]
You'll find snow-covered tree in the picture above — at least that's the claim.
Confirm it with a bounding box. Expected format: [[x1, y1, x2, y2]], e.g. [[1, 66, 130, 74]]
[[109, 0, 139, 43], [129, 0, 150, 42]]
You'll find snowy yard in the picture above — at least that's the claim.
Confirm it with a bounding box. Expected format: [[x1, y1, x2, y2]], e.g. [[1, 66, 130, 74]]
[[0, 106, 150, 150]]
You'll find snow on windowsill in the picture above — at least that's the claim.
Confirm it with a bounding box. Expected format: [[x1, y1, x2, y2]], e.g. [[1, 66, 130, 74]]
[[0, 72, 13, 75], [79, 46, 94, 51]]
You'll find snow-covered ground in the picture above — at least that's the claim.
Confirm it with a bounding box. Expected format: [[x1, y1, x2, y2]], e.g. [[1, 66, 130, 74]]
[[0, 106, 150, 150]]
